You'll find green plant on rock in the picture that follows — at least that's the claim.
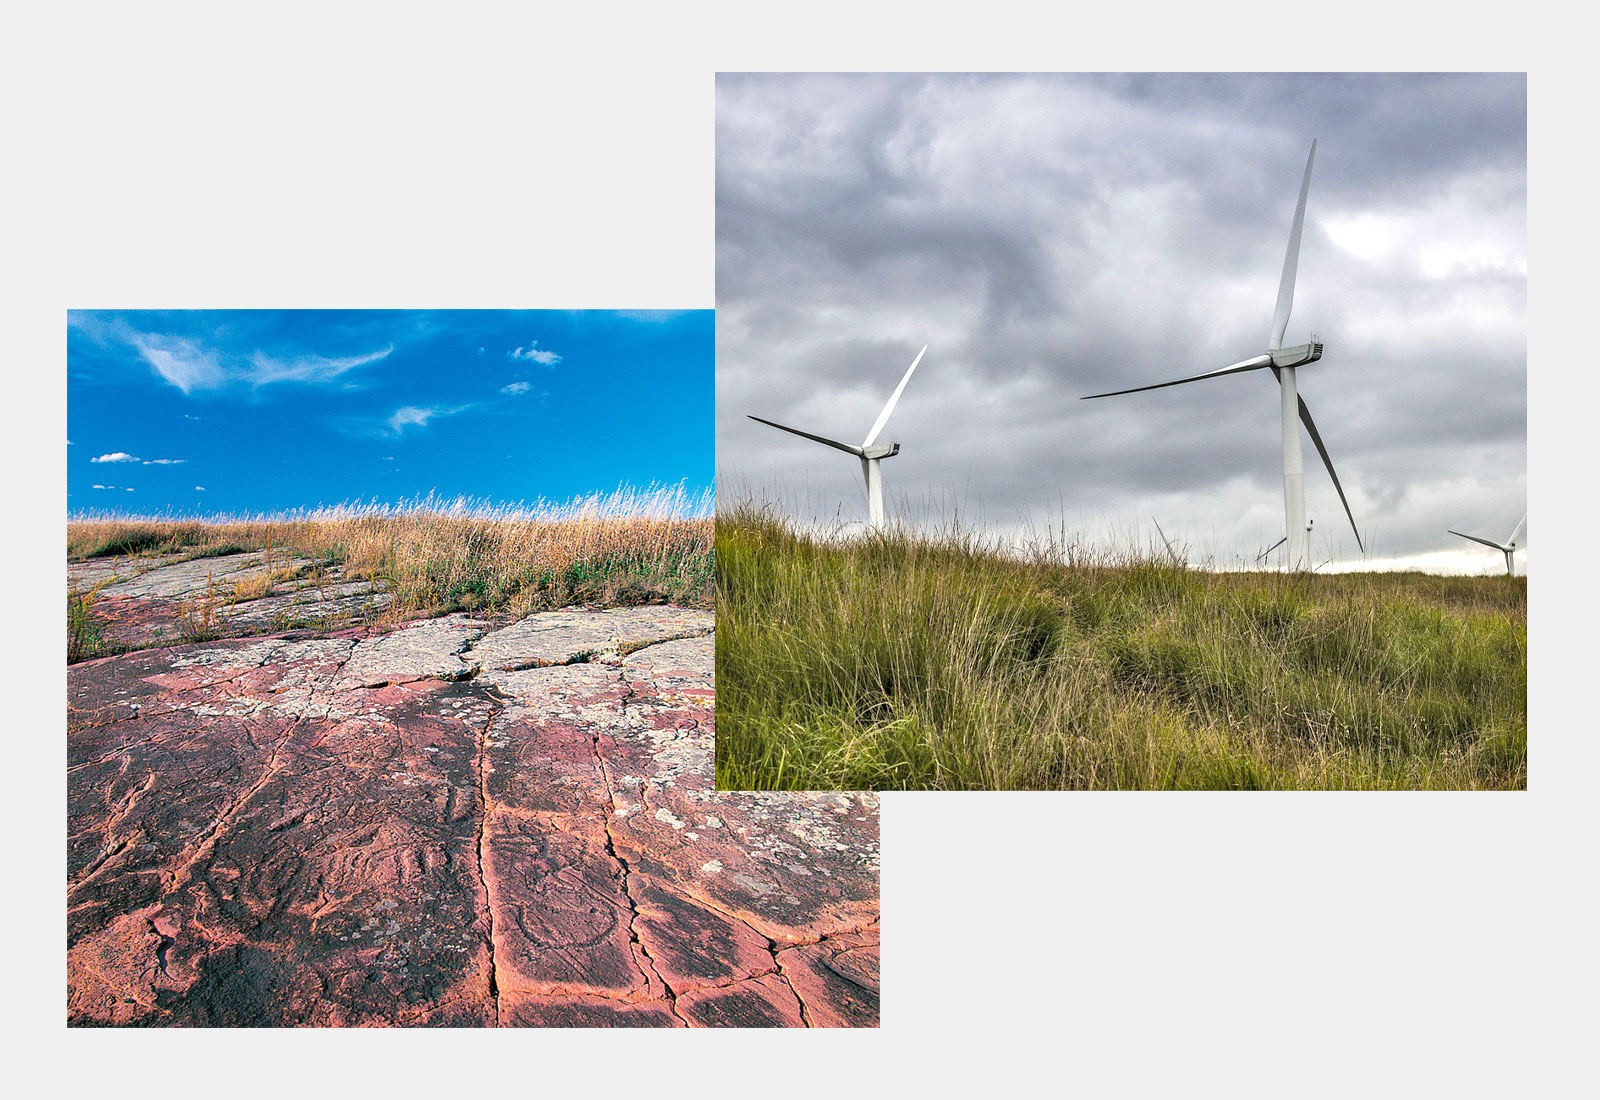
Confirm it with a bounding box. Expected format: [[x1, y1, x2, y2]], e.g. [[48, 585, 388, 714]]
[[176, 569, 223, 642], [68, 577, 112, 663]]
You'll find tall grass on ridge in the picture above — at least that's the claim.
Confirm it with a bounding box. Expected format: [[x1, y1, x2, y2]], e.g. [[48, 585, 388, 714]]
[[68, 484, 714, 623], [716, 507, 1526, 791]]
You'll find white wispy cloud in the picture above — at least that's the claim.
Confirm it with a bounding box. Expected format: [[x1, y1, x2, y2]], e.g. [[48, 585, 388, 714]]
[[508, 340, 562, 366], [501, 381, 531, 395], [71, 315, 394, 395], [612, 310, 692, 323], [195, 486, 205, 491], [249, 346, 393, 386], [91, 452, 184, 464], [388, 407, 435, 433], [386, 404, 473, 435], [130, 332, 225, 393]]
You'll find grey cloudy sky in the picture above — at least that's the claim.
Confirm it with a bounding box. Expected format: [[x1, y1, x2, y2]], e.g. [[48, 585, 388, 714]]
[[715, 73, 1527, 572]]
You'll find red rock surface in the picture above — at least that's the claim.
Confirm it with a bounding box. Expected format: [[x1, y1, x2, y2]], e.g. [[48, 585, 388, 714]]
[[69, 552, 391, 648], [68, 563, 878, 1028]]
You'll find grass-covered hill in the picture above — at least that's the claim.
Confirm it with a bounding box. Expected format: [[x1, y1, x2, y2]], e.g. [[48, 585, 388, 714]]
[[715, 509, 1525, 791]]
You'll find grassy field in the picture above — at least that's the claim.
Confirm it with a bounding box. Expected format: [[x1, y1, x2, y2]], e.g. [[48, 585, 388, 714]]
[[68, 487, 714, 660], [715, 509, 1526, 791]]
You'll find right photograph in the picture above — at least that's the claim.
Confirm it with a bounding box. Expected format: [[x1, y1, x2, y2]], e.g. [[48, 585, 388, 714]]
[[714, 73, 1527, 791]]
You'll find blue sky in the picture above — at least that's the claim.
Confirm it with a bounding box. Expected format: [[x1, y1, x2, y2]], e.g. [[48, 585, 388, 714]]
[[67, 310, 713, 514]]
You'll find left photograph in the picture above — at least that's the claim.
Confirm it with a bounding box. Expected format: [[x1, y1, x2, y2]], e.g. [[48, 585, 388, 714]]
[[66, 310, 880, 1027]]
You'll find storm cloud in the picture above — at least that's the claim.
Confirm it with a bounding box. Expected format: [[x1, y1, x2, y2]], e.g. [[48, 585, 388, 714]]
[[715, 73, 1526, 571]]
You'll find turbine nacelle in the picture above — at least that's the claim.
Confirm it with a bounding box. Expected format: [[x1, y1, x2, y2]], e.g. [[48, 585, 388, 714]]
[[1270, 342, 1323, 369], [862, 442, 900, 460]]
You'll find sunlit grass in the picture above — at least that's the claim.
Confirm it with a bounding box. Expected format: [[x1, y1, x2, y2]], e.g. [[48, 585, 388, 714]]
[[67, 484, 715, 629], [715, 507, 1525, 791]]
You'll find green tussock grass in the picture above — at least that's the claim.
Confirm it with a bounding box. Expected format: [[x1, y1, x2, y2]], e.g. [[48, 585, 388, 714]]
[[715, 508, 1526, 791]]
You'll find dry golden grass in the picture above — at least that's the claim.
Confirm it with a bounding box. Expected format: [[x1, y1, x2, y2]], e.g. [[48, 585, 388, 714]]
[[230, 555, 299, 603], [68, 485, 715, 622]]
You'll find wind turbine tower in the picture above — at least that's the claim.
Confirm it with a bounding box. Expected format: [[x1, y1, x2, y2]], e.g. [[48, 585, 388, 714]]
[[1082, 141, 1362, 569]]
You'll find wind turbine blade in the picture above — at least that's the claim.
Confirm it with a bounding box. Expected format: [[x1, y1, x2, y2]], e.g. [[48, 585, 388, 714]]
[[1295, 392, 1363, 553], [1151, 517, 1180, 565], [862, 345, 927, 448], [747, 415, 865, 456], [1270, 140, 1316, 351], [1257, 536, 1287, 562], [1449, 530, 1507, 552], [1081, 354, 1273, 400], [1505, 512, 1527, 547]]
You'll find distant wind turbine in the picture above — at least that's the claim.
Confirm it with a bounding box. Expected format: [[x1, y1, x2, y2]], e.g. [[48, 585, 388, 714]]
[[1449, 513, 1526, 575], [1151, 517, 1184, 567], [749, 346, 927, 530], [1082, 140, 1362, 570]]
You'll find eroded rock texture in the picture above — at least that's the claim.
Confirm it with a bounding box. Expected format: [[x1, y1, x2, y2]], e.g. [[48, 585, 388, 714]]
[[67, 568, 878, 1028], [69, 551, 392, 647]]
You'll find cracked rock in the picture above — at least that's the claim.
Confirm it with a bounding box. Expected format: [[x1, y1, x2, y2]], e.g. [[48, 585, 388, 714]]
[[333, 615, 487, 690], [67, 594, 879, 1028], [69, 552, 390, 647], [468, 607, 714, 671]]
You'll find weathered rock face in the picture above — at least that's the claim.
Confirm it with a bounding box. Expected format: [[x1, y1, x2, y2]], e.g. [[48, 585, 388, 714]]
[[67, 561, 878, 1028], [69, 551, 392, 648], [471, 607, 714, 672]]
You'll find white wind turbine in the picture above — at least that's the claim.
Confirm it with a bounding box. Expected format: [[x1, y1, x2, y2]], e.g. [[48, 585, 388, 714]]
[[1151, 517, 1185, 567], [1449, 513, 1526, 575], [748, 346, 927, 530], [1082, 141, 1362, 569]]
